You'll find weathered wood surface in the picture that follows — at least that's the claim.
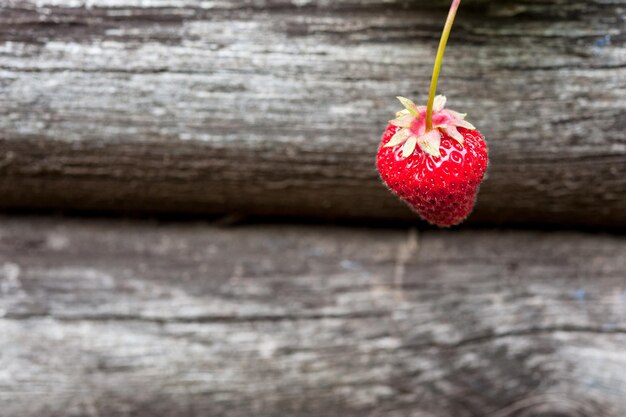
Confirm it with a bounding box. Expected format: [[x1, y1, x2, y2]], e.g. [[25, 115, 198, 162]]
[[0, 215, 625, 416], [0, 0, 625, 227]]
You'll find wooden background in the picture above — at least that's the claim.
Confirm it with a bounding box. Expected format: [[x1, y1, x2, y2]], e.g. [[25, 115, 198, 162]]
[[1, 216, 626, 417], [0, 0, 625, 227], [1, 0, 626, 416]]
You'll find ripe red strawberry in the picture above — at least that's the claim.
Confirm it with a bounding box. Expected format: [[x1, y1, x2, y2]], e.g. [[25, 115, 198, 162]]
[[375, 0, 489, 227], [376, 96, 488, 227]]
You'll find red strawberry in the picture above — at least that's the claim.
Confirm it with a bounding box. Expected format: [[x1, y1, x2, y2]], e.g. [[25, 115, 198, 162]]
[[376, 96, 488, 227]]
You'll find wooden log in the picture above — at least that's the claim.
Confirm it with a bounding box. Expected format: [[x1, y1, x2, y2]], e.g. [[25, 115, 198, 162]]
[[0, 216, 625, 416], [0, 0, 625, 227]]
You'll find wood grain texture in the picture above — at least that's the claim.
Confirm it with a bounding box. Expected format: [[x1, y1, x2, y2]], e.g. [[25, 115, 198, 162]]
[[1, 216, 625, 416], [0, 0, 625, 227]]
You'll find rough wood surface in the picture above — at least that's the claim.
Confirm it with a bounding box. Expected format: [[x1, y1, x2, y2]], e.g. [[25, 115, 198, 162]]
[[0, 216, 625, 416], [0, 0, 625, 227]]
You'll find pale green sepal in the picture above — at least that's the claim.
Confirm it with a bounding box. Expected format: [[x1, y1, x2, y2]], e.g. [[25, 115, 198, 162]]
[[447, 109, 467, 120], [389, 114, 415, 128], [452, 119, 476, 130], [417, 129, 442, 158], [401, 135, 418, 158], [384, 128, 411, 148], [396, 96, 420, 117], [444, 125, 464, 145], [433, 95, 447, 112]]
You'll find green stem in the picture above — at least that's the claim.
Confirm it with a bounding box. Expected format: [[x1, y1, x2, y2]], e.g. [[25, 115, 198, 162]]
[[426, 0, 461, 131]]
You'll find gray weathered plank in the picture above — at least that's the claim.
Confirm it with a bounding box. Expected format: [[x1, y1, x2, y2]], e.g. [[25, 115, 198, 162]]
[[0, 0, 625, 227], [0, 216, 625, 416]]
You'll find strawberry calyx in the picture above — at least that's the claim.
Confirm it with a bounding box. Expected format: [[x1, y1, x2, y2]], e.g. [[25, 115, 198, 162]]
[[384, 95, 476, 158]]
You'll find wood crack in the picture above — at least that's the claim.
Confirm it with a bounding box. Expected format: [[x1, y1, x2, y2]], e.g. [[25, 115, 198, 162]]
[[1, 310, 391, 324], [404, 326, 626, 351]]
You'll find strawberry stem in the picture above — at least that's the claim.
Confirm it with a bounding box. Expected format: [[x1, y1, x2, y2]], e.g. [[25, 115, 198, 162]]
[[426, 0, 461, 131]]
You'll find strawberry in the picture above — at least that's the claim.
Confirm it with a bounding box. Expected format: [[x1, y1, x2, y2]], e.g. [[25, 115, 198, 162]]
[[375, 0, 489, 227], [376, 95, 488, 227]]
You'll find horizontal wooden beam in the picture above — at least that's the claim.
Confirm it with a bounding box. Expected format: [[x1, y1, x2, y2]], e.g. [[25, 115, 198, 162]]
[[0, 216, 625, 416], [0, 0, 625, 227]]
